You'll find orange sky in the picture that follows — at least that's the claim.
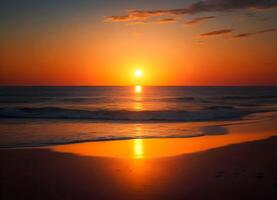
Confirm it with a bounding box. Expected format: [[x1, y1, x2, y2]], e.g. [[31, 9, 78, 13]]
[[0, 0, 276, 86]]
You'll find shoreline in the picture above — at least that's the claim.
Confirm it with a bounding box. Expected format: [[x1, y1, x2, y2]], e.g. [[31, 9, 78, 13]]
[[1, 134, 277, 199], [0, 111, 276, 150], [1, 112, 277, 199]]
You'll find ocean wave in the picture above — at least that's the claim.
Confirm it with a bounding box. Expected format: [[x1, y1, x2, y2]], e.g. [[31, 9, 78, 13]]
[[2, 94, 275, 105], [0, 112, 275, 149], [0, 96, 198, 104], [0, 106, 253, 122], [0, 134, 207, 148], [220, 95, 277, 100], [0, 97, 110, 104]]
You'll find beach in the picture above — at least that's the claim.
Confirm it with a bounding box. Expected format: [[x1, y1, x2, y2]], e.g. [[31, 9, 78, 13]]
[[1, 0, 277, 198], [1, 114, 277, 200]]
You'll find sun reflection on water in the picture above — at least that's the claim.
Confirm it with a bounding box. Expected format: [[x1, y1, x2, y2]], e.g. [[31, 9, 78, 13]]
[[134, 101, 143, 111], [134, 85, 143, 111], [135, 85, 142, 93]]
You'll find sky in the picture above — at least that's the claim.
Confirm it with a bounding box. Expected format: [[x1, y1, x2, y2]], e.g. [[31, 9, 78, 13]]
[[0, 0, 276, 86]]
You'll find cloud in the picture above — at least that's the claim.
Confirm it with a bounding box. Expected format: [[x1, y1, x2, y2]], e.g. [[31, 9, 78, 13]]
[[154, 18, 176, 24], [127, 18, 176, 25], [197, 28, 277, 39], [127, 21, 148, 25], [105, 9, 168, 22], [105, 15, 131, 22], [198, 29, 233, 37], [183, 0, 277, 13], [105, 0, 277, 22], [233, 28, 277, 38], [185, 16, 215, 26]]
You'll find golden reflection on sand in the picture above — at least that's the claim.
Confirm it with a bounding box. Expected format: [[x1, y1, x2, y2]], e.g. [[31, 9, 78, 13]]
[[47, 118, 277, 191], [50, 114, 277, 159], [134, 139, 144, 159], [50, 131, 277, 159]]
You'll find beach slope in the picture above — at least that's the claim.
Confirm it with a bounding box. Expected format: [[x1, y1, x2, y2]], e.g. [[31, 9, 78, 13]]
[[1, 136, 277, 200]]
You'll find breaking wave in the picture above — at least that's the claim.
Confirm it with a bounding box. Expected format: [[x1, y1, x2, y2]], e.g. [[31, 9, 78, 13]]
[[0, 106, 255, 122]]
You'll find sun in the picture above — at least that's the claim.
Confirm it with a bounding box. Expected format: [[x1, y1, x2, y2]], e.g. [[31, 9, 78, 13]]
[[134, 69, 143, 77]]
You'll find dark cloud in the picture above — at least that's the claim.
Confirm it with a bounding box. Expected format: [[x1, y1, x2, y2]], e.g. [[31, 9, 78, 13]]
[[233, 28, 277, 38], [105, 15, 130, 22], [185, 16, 215, 26], [127, 18, 176, 25], [198, 29, 233, 37], [183, 0, 277, 13], [154, 18, 176, 24], [105, 9, 168, 22], [198, 28, 277, 39], [105, 0, 277, 22]]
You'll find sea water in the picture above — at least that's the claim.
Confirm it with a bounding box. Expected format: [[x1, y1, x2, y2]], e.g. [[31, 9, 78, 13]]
[[0, 86, 276, 147]]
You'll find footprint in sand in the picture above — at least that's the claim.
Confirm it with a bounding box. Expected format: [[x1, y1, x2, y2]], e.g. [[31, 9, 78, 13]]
[[272, 178, 277, 186], [232, 171, 241, 178], [214, 170, 225, 178], [255, 173, 265, 180]]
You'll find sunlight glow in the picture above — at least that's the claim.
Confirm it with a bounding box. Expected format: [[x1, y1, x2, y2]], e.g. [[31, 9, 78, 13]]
[[134, 69, 143, 77]]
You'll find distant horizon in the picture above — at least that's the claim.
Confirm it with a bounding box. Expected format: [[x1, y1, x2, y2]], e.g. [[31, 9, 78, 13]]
[[1, 84, 276, 87]]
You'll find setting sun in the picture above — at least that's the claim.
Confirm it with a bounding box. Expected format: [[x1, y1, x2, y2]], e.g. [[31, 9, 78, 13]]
[[1, 1, 277, 199], [134, 69, 143, 77]]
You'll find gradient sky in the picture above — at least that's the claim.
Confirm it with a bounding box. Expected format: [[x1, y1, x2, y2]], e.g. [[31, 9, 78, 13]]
[[0, 0, 277, 86]]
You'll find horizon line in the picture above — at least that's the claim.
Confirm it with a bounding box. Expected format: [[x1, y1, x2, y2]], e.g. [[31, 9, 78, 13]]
[[0, 85, 276, 87]]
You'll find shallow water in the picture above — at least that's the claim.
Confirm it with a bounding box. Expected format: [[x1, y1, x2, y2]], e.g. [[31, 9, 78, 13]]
[[0, 86, 276, 147]]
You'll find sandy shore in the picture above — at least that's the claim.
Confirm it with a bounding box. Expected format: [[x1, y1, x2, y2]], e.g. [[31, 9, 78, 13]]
[[1, 137, 277, 200], [1, 116, 277, 200]]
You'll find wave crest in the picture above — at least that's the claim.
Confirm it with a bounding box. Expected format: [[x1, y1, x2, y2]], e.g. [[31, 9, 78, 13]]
[[0, 106, 251, 122]]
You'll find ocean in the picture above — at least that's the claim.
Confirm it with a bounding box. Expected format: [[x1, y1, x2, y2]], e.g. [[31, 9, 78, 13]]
[[0, 86, 276, 147]]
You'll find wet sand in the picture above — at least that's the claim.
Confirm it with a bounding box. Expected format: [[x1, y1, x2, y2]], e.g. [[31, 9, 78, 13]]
[[1, 116, 277, 200], [1, 137, 277, 200]]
